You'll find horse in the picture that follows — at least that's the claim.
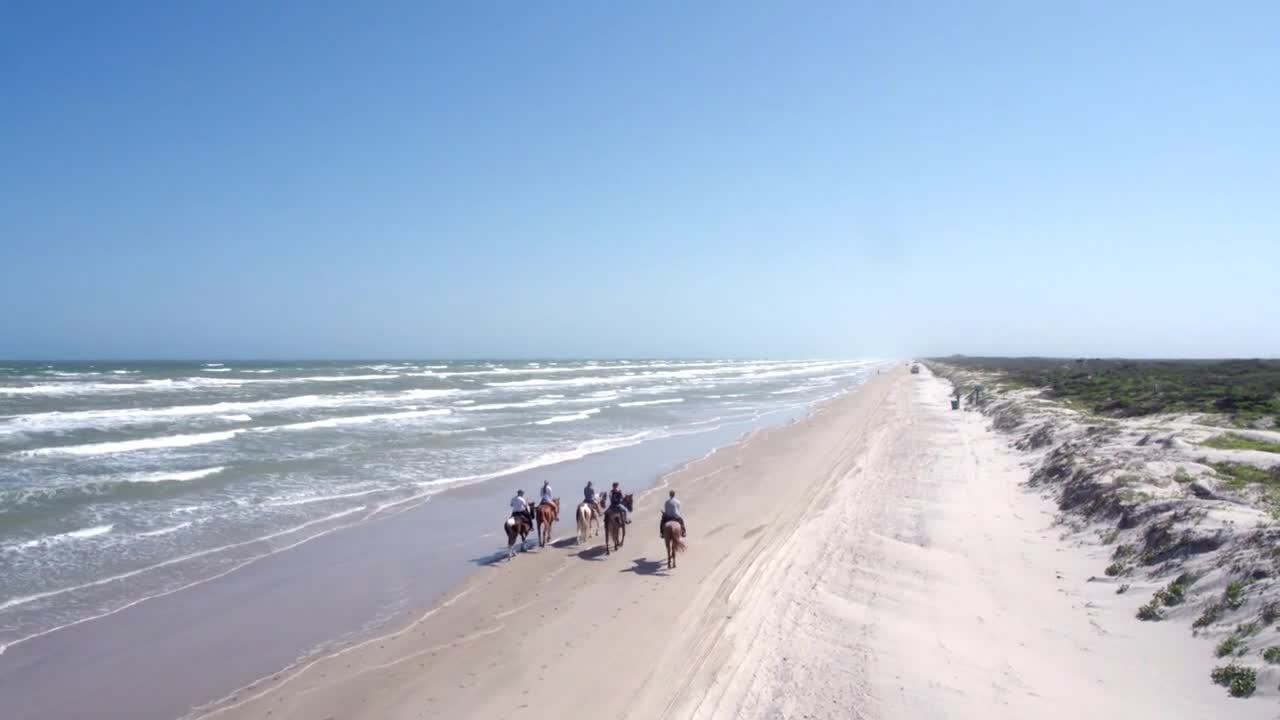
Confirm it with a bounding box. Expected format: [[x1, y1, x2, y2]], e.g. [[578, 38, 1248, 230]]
[[504, 513, 533, 558], [535, 498, 560, 547], [576, 492, 604, 544], [603, 494, 633, 555], [662, 520, 686, 569]]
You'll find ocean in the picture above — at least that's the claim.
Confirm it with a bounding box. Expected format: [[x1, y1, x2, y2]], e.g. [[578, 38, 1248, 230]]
[[0, 358, 881, 661]]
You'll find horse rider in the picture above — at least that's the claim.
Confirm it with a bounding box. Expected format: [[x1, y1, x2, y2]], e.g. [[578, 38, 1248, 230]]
[[539, 480, 558, 519], [583, 480, 601, 515], [660, 489, 686, 538], [510, 489, 532, 528], [607, 482, 631, 524]]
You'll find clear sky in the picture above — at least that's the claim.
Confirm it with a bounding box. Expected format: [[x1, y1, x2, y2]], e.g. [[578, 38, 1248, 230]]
[[3, 1, 1277, 360]]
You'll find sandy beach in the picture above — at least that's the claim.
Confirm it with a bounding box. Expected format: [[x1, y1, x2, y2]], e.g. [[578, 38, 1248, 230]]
[[195, 365, 1263, 720]]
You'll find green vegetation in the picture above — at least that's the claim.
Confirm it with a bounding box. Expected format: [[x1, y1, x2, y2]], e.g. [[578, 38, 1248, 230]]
[[1210, 664, 1257, 698], [1216, 637, 1242, 657], [1263, 646, 1280, 664], [1225, 582, 1246, 610], [1194, 601, 1225, 629], [928, 357, 1280, 422], [1173, 467, 1195, 484], [1203, 433, 1280, 453], [1116, 583, 1130, 595], [1212, 462, 1276, 488], [1159, 573, 1193, 606], [1137, 598, 1164, 621], [1105, 561, 1127, 577]]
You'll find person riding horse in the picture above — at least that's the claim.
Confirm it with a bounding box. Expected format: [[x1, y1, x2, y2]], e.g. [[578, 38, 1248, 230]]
[[660, 489, 686, 538], [606, 482, 631, 524], [539, 480, 558, 520], [510, 489, 533, 529], [583, 481, 602, 515]]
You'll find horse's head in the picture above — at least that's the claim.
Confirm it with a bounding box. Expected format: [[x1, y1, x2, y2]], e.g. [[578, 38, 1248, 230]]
[[623, 494, 634, 511], [552, 497, 560, 509]]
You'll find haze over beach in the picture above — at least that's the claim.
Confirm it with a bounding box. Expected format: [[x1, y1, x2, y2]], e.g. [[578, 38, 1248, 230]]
[[3, 2, 1280, 719]]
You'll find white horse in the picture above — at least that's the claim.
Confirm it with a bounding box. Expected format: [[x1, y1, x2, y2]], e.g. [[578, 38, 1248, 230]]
[[576, 493, 604, 544]]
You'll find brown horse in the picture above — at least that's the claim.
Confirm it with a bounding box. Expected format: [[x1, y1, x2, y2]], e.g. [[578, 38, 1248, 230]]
[[603, 494, 633, 555], [535, 499, 559, 547], [662, 520, 686, 569], [504, 513, 533, 558]]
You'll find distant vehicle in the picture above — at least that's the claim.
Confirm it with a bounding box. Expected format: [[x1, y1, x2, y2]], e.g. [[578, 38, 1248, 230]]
[[910, 364, 921, 374]]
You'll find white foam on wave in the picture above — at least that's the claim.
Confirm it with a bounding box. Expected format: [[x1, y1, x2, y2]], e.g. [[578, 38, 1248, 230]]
[[201, 367, 233, 373], [137, 521, 193, 538], [464, 398, 562, 412], [17, 430, 242, 457], [0, 378, 178, 396], [770, 387, 808, 395], [1, 388, 461, 435], [267, 408, 451, 432], [218, 414, 252, 422], [120, 466, 225, 483], [533, 408, 602, 425], [5, 524, 115, 552], [617, 398, 685, 408], [265, 487, 387, 507]]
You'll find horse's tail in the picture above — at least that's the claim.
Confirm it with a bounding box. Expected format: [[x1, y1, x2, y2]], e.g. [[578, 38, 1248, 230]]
[[667, 524, 685, 553]]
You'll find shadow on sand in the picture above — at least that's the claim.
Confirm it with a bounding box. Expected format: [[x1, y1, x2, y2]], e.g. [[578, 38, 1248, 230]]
[[621, 558, 666, 576], [575, 544, 608, 561]]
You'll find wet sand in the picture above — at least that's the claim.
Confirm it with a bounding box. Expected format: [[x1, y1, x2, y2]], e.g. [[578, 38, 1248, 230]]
[[196, 366, 1263, 720], [0, 401, 806, 720]]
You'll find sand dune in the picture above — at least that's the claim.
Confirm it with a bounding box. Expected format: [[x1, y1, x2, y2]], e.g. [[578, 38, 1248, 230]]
[[197, 366, 1264, 719]]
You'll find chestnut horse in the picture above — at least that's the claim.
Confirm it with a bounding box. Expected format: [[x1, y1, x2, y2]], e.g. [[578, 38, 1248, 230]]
[[576, 492, 604, 544], [504, 513, 532, 558], [662, 520, 686, 569], [603, 494, 633, 555], [535, 498, 560, 547]]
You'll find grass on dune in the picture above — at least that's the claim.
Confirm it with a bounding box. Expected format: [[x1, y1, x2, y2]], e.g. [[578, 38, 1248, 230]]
[[1202, 433, 1280, 454]]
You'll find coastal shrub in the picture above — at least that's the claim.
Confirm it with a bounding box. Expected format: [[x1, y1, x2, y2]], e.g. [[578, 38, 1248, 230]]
[[926, 358, 1280, 421], [1137, 598, 1164, 621], [1263, 646, 1280, 664], [1213, 462, 1273, 489], [1194, 602, 1225, 629], [1161, 573, 1194, 606], [1225, 582, 1246, 610], [1210, 664, 1257, 698], [1203, 433, 1280, 454], [1105, 561, 1127, 577], [1216, 637, 1242, 658], [1116, 583, 1131, 595], [1173, 468, 1195, 484]]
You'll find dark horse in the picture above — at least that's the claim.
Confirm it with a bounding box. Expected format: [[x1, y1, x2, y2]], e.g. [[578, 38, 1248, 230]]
[[504, 512, 533, 558], [603, 494, 633, 555]]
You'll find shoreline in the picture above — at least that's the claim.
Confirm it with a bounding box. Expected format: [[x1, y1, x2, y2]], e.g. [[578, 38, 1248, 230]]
[[188, 376, 865, 717], [0, 369, 880, 720], [197, 365, 1268, 720]]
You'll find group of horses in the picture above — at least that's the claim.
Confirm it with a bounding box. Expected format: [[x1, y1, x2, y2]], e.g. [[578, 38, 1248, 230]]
[[502, 491, 686, 569]]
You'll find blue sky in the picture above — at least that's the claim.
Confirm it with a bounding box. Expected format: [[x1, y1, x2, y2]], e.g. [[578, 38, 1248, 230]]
[[3, 1, 1277, 359]]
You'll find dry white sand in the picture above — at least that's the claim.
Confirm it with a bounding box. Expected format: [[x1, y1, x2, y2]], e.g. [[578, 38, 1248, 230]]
[[197, 366, 1265, 719]]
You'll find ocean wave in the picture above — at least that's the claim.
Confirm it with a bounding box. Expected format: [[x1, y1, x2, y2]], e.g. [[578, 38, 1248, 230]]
[[15, 430, 242, 457], [769, 387, 808, 395], [0, 379, 180, 396], [265, 487, 387, 507], [0, 388, 461, 435], [217, 414, 252, 422], [463, 398, 562, 412], [266, 408, 451, 432], [3, 524, 114, 553], [533, 408, 602, 425], [136, 521, 193, 538], [120, 467, 225, 483], [201, 367, 233, 373], [617, 398, 685, 407]]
